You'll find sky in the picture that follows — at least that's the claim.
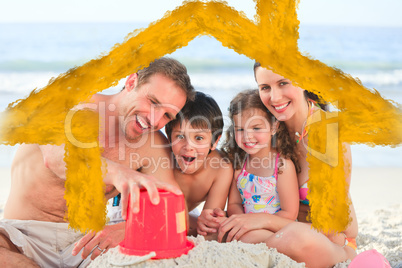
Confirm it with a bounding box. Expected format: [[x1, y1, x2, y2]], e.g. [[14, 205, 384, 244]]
[[1, 0, 402, 27]]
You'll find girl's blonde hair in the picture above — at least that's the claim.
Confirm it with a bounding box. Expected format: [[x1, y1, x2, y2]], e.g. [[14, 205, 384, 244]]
[[222, 89, 300, 173]]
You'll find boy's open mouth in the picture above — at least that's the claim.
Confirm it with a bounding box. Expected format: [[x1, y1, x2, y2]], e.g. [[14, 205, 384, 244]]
[[182, 156, 196, 163]]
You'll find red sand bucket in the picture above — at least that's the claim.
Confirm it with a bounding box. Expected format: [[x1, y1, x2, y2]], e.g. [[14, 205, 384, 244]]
[[119, 189, 194, 259]]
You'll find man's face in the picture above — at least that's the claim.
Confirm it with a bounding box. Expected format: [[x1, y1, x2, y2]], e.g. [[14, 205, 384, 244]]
[[120, 73, 187, 140]]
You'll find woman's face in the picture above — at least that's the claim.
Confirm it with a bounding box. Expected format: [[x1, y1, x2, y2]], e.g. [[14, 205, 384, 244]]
[[255, 67, 305, 121]]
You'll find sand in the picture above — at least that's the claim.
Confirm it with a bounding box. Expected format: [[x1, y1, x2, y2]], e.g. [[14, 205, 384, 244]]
[[89, 236, 306, 268], [1, 166, 401, 267]]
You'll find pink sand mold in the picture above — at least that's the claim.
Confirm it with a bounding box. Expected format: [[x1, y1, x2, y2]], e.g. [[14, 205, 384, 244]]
[[349, 249, 391, 268]]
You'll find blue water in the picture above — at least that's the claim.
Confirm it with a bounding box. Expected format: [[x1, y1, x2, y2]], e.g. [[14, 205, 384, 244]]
[[0, 23, 401, 167]]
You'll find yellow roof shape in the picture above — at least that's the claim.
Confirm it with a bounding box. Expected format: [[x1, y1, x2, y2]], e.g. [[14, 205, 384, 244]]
[[1, 0, 401, 233]]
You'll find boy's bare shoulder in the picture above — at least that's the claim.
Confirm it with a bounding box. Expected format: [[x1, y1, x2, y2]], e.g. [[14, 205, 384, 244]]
[[206, 150, 233, 185], [208, 150, 232, 169]]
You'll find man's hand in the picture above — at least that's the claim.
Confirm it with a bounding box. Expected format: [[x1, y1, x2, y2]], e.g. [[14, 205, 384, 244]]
[[72, 222, 125, 260], [105, 160, 182, 219]]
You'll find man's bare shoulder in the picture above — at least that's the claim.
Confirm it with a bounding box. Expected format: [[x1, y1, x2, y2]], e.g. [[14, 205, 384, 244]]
[[151, 130, 170, 145], [133, 130, 170, 157]]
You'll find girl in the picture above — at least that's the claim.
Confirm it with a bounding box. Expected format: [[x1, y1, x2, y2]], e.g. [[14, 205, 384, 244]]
[[252, 63, 358, 267], [219, 89, 299, 243]]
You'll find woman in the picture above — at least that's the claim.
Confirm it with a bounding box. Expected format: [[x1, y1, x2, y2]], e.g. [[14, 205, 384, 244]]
[[218, 63, 358, 268]]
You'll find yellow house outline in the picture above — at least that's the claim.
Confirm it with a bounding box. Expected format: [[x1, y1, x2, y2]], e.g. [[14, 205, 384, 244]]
[[1, 0, 401, 233]]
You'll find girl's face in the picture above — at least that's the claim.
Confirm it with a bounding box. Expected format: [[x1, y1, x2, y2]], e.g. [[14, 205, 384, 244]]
[[170, 120, 218, 174], [255, 67, 305, 121], [233, 108, 275, 157]]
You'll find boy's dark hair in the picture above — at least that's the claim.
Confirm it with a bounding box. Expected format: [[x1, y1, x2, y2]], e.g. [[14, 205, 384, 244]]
[[165, 91, 224, 146]]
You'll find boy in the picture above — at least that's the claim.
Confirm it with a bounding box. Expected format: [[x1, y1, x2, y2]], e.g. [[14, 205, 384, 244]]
[[165, 91, 233, 237]]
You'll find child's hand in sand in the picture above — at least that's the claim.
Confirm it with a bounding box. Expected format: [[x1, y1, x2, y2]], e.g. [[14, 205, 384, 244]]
[[197, 208, 227, 236], [218, 213, 267, 242], [72, 222, 125, 260]]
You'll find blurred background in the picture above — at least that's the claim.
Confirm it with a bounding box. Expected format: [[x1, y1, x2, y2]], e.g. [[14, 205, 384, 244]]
[[0, 0, 401, 175]]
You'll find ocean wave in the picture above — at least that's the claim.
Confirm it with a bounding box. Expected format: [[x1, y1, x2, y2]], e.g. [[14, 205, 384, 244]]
[[176, 58, 253, 72], [353, 69, 402, 86], [1, 67, 402, 96], [2, 57, 402, 73], [0, 60, 87, 72], [324, 61, 402, 72], [0, 71, 60, 95]]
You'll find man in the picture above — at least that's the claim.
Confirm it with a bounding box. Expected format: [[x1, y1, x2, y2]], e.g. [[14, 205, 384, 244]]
[[0, 57, 195, 267]]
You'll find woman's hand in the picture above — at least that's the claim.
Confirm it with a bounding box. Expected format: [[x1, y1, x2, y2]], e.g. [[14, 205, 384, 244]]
[[72, 222, 125, 260], [218, 213, 267, 242]]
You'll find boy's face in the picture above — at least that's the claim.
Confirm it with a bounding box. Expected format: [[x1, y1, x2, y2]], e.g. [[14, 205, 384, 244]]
[[170, 120, 218, 174]]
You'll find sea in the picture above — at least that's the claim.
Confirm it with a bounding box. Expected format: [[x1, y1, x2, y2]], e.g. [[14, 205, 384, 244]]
[[0, 22, 401, 168]]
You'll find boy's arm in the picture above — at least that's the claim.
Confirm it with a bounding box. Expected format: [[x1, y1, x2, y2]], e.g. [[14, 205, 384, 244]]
[[275, 158, 299, 220], [202, 162, 233, 210], [226, 169, 244, 216], [196, 159, 233, 236]]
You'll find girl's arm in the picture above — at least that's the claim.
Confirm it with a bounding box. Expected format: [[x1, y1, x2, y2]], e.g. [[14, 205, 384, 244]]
[[226, 169, 244, 216], [218, 210, 294, 242], [275, 158, 299, 221]]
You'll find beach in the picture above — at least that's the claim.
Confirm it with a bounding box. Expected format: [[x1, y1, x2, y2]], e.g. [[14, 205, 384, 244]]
[[0, 21, 401, 267], [1, 166, 401, 267]]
